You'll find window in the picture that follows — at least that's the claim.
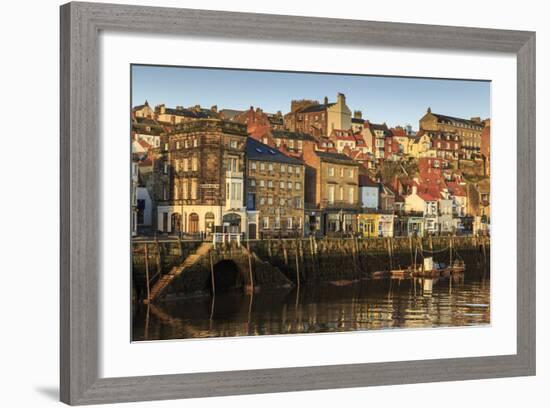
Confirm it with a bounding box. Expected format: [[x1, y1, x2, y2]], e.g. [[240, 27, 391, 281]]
[[163, 162, 168, 175], [230, 140, 238, 149], [295, 166, 300, 175], [281, 164, 286, 172], [193, 139, 198, 147], [260, 162, 266, 171], [288, 166, 293, 174], [183, 158, 188, 172], [268, 180, 273, 188], [260, 197, 265, 205], [182, 180, 188, 199], [295, 197, 302, 209], [295, 182, 301, 190], [328, 185, 335, 204], [174, 161, 179, 172], [176, 141, 180, 149], [268, 197, 273, 205], [162, 185, 167, 200], [268, 163, 273, 172], [251, 161, 257, 170], [348, 169, 354, 178], [279, 198, 285, 206], [274, 216, 281, 229], [164, 142, 169, 151], [227, 157, 239, 172], [191, 157, 198, 171], [250, 179, 256, 187], [348, 187, 354, 204], [340, 168, 345, 177], [328, 167, 335, 177], [339, 186, 344, 201], [286, 217, 293, 230], [174, 180, 179, 200], [184, 140, 189, 148], [262, 217, 270, 229], [191, 179, 198, 200], [280, 181, 285, 189]]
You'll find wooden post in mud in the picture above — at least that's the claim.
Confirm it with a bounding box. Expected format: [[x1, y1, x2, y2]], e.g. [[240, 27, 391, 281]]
[[387, 238, 393, 271], [283, 243, 289, 266], [309, 236, 316, 276], [247, 239, 254, 293], [144, 244, 151, 302], [177, 235, 184, 261], [155, 239, 161, 277], [351, 237, 358, 277], [409, 235, 414, 268], [295, 244, 301, 292], [209, 251, 215, 297]]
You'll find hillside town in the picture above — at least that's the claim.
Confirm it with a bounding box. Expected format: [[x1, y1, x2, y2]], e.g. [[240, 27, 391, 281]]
[[131, 92, 491, 240]]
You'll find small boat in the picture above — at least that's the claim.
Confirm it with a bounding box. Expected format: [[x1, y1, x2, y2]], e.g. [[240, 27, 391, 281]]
[[412, 257, 465, 278]]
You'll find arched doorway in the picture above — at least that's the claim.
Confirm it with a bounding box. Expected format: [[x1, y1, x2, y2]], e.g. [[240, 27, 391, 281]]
[[204, 212, 215, 235], [188, 213, 199, 234], [222, 213, 241, 233], [171, 213, 182, 234]]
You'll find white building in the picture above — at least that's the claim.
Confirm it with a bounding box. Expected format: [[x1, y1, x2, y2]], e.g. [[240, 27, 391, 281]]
[[359, 175, 379, 209]]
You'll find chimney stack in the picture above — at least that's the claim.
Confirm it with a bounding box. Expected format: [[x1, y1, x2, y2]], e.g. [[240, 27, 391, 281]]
[[324, 96, 329, 105]]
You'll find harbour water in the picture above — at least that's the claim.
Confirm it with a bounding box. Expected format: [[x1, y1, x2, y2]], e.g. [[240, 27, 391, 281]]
[[132, 265, 489, 341]]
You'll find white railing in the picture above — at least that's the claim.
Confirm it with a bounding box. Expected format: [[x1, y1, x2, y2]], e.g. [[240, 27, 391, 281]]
[[225, 171, 243, 179], [212, 233, 242, 247]]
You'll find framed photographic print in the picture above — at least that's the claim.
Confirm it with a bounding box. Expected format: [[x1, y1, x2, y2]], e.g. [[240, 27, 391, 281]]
[[60, 2, 536, 405]]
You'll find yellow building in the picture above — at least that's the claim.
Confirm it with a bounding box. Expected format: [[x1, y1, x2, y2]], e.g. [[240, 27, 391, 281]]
[[357, 213, 395, 237]]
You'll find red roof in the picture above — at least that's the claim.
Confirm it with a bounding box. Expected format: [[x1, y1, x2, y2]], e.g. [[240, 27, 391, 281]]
[[390, 127, 407, 137], [331, 129, 356, 141], [446, 181, 467, 197], [418, 192, 439, 202]]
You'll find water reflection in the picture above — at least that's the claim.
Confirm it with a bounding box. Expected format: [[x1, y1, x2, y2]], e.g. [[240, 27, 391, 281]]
[[132, 270, 490, 341]]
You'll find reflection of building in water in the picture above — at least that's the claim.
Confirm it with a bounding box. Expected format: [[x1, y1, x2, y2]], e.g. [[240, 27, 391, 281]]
[[133, 273, 489, 341]]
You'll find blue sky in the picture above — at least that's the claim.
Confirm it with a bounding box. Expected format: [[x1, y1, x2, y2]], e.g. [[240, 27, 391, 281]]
[[132, 65, 490, 129]]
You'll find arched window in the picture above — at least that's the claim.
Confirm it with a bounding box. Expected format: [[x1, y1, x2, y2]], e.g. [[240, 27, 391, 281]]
[[204, 212, 215, 234], [188, 213, 199, 234]]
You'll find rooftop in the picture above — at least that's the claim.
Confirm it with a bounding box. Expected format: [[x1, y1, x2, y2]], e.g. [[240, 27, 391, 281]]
[[429, 112, 484, 128], [316, 150, 358, 164], [246, 137, 304, 165], [272, 129, 316, 141]]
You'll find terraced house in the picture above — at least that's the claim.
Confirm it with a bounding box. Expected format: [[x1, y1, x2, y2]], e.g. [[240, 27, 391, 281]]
[[419, 107, 485, 159], [155, 119, 252, 237], [303, 146, 360, 236], [245, 138, 305, 238]]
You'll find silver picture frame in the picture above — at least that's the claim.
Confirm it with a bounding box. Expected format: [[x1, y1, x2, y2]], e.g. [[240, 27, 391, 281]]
[[60, 2, 536, 405]]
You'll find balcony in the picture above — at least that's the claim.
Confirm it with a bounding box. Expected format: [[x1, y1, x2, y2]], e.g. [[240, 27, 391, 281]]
[[226, 170, 243, 179], [321, 199, 359, 210]]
